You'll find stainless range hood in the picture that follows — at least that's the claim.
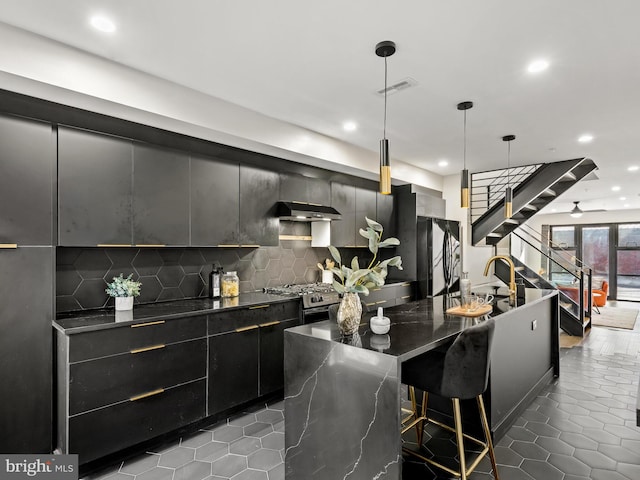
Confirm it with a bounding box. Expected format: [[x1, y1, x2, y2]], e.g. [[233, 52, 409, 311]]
[[276, 201, 341, 221]]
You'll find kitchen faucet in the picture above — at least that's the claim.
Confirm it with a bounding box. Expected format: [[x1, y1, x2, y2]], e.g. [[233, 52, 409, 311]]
[[484, 255, 517, 306]]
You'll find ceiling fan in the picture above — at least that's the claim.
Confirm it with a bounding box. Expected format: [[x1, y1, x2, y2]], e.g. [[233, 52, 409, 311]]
[[569, 201, 607, 218]]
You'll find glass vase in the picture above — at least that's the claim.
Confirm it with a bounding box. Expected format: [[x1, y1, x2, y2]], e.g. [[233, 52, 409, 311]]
[[337, 292, 362, 336]]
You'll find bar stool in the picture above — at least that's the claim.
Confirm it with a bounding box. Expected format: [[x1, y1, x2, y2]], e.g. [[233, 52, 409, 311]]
[[401, 318, 499, 480]]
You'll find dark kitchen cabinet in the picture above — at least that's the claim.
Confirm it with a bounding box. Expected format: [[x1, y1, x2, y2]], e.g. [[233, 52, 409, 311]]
[[208, 300, 300, 414], [56, 315, 208, 464], [133, 142, 190, 245], [259, 317, 300, 395], [239, 165, 279, 246], [362, 282, 414, 311], [58, 126, 133, 246], [330, 182, 357, 247], [355, 187, 377, 247], [279, 173, 331, 206], [0, 115, 54, 245], [331, 183, 379, 247], [376, 192, 396, 239], [191, 155, 240, 246], [0, 247, 53, 453], [208, 326, 260, 414]]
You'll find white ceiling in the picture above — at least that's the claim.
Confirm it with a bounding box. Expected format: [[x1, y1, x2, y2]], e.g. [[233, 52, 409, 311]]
[[2, 0, 640, 214]]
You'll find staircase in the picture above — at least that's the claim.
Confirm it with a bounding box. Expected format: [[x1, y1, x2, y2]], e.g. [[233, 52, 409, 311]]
[[471, 158, 598, 246]]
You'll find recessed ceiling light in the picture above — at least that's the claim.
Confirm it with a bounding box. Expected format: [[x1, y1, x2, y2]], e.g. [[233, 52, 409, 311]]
[[578, 134, 593, 143], [527, 59, 549, 73], [624, 204, 630, 208], [90, 15, 116, 33], [620, 196, 627, 201], [612, 185, 621, 191], [551, 208, 557, 213], [437, 159, 448, 167], [342, 121, 357, 132], [628, 165, 639, 172]]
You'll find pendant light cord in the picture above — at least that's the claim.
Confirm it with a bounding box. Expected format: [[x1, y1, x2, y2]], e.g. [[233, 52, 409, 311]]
[[383, 56, 388, 140], [507, 140, 511, 187]]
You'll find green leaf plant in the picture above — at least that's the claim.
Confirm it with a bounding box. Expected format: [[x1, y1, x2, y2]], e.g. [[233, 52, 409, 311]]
[[328, 217, 403, 295], [105, 273, 142, 298]]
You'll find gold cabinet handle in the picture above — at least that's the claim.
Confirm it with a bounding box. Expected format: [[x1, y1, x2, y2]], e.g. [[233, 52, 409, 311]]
[[97, 244, 132, 247], [365, 302, 376, 307], [131, 320, 165, 328], [236, 325, 259, 333], [130, 344, 165, 354], [0, 244, 17, 249], [259, 321, 280, 327], [135, 244, 166, 247], [376, 300, 387, 305], [218, 244, 241, 247], [130, 388, 164, 402], [401, 295, 411, 299], [401, 283, 411, 287], [249, 305, 270, 310], [241, 244, 260, 248]]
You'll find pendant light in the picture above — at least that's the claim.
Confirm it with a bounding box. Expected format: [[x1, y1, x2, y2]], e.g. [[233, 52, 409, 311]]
[[502, 134, 516, 218], [375, 40, 396, 195], [570, 201, 583, 218], [457, 101, 473, 208]]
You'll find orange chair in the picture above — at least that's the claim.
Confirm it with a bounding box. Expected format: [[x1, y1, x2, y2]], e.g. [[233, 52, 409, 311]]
[[592, 281, 608, 308]]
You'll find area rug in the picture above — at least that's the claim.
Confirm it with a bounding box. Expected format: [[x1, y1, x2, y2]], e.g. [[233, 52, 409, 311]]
[[591, 306, 639, 330]]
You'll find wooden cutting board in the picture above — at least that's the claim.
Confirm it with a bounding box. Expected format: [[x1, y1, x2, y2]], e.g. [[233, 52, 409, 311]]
[[446, 304, 492, 317]]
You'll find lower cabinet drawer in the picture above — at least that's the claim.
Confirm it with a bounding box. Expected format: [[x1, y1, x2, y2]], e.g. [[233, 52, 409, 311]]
[[69, 379, 206, 464], [69, 338, 206, 415]]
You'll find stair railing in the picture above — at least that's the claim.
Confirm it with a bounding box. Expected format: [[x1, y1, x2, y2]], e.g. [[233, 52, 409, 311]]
[[513, 226, 593, 320], [470, 164, 542, 222]]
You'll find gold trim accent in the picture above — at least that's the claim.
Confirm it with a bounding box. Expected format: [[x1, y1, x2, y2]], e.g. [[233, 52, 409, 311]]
[[135, 244, 166, 247], [259, 321, 280, 327], [401, 295, 411, 299], [401, 283, 411, 287], [130, 344, 165, 354], [291, 200, 308, 204], [379, 165, 391, 195], [461, 187, 470, 209], [278, 235, 312, 241], [240, 244, 260, 248], [97, 244, 132, 247], [217, 244, 241, 247], [0, 244, 18, 249], [235, 325, 259, 332], [131, 320, 165, 328], [130, 388, 164, 402], [249, 305, 269, 310]]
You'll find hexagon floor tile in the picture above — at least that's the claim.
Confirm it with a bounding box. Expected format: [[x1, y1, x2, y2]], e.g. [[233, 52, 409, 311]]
[[82, 315, 640, 480]]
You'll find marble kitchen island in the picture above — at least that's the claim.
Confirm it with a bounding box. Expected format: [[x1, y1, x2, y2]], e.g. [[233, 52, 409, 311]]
[[284, 289, 559, 480]]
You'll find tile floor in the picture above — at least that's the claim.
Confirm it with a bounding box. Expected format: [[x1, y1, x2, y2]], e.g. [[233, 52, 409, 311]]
[[84, 302, 640, 480]]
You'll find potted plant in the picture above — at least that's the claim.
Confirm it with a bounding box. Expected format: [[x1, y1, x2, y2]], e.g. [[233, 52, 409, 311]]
[[328, 217, 402, 335], [106, 273, 142, 311]]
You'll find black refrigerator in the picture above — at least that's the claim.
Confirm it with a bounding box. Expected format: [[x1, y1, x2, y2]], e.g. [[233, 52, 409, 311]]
[[416, 217, 461, 298]]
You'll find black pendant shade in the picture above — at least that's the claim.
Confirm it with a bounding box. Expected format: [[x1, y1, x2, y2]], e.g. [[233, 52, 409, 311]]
[[458, 101, 473, 208], [503, 134, 516, 219], [570, 201, 583, 218], [376, 40, 396, 195]]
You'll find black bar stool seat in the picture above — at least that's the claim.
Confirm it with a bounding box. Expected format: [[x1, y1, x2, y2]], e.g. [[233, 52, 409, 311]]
[[401, 317, 499, 480]]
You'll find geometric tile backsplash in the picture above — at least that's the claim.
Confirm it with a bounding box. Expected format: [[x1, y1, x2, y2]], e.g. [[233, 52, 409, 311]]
[[56, 222, 371, 313]]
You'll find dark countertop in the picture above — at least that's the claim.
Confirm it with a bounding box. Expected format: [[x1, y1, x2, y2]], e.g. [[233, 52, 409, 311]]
[[287, 288, 557, 362], [54, 292, 300, 334]]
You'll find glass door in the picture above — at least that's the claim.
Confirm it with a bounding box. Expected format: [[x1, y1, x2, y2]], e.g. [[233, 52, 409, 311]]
[[581, 225, 610, 290], [616, 224, 640, 301]]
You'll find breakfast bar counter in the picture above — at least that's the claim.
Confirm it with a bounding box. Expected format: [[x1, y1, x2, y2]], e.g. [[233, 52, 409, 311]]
[[284, 289, 559, 479]]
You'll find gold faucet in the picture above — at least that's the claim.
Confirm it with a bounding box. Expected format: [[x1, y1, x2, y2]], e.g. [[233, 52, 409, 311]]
[[484, 255, 517, 306]]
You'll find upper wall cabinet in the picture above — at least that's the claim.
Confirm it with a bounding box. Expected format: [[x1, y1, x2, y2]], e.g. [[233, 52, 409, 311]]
[[376, 192, 396, 240], [58, 127, 133, 246], [133, 142, 189, 246], [0, 115, 54, 246], [191, 155, 240, 246], [239, 166, 279, 246], [279, 173, 330, 206], [330, 183, 380, 247]]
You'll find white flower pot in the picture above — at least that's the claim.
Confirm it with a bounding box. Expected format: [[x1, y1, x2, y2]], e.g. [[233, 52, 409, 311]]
[[115, 296, 134, 311]]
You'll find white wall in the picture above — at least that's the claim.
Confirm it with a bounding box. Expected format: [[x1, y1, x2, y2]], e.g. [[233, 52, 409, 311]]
[[0, 23, 443, 191]]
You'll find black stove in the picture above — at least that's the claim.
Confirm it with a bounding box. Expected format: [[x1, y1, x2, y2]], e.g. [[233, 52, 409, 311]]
[[264, 283, 341, 323]]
